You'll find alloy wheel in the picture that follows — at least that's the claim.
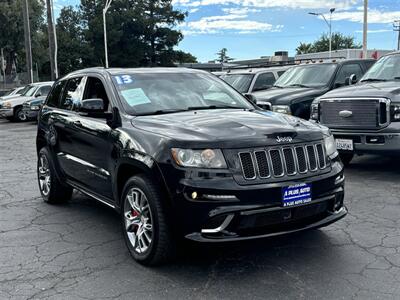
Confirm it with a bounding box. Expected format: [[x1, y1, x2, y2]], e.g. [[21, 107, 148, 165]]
[[38, 154, 51, 196], [124, 188, 153, 254], [17, 110, 27, 121]]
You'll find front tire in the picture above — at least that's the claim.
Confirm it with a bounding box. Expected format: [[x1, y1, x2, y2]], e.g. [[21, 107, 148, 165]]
[[121, 175, 175, 266], [13, 107, 27, 122], [37, 147, 73, 204]]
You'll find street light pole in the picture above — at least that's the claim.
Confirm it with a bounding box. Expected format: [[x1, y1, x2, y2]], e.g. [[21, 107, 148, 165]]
[[309, 8, 335, 58], [103, 0, 112, 69]]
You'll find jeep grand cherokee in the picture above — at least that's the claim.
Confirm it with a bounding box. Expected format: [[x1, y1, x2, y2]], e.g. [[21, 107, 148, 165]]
[[36, 68, 346, 265]]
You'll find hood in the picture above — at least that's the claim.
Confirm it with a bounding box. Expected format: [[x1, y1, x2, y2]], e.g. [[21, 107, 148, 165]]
[[0, 94, 22, 102], [252, 86, 328, 105], [318, 81, 400, 102], [3, 96, 33, 106], [131, 109, 328, 148], [24, 97, 45, 106]]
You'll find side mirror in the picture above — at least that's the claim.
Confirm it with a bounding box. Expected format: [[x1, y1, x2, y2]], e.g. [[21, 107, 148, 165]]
[[35, 92, 41, 97], [244, 93, 257, 104], [345, 74, 357, 86], [256, 100, 272, 111], [80, 98, 104, 113]]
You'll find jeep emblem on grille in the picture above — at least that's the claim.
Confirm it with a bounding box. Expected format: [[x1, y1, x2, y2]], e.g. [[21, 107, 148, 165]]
[[276, 136, 293, 143], [339, 110, 353, 118]]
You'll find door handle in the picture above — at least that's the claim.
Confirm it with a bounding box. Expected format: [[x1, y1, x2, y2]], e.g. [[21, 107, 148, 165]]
[[72, 120, 82, 127]]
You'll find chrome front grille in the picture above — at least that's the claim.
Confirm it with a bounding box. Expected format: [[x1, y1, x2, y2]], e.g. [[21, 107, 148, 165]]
[[320, 98, 390, 130], [238, 142, 327, 181]]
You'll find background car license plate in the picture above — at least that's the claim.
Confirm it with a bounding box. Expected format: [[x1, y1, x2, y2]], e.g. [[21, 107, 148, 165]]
[[336, 138, 353, 151], [282, 183, 312, 207]]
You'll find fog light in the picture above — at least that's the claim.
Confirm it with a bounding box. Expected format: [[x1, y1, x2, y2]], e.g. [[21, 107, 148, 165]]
[[191, 191, 198, 200]]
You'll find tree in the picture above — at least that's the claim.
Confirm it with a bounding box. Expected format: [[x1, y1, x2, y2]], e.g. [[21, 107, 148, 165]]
[[0, 0, 46, 80], [296, 42, 314, 55], [296, 32, 362, 54], [79, 0, 191, 67], [216, 48, 233, 63], [56, 6, 91, 76], [173, 50, 197, 64]]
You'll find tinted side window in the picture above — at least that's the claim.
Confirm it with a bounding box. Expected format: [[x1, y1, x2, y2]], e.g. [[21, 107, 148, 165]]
[[335, 63, 363, 85], [60, 77, 85, 111], [364, 60, 375, 71], [36, 85, 52, 97], [83, 77, 110, 112], [46, 81, 66, 108], [252, 72, 276, 92]]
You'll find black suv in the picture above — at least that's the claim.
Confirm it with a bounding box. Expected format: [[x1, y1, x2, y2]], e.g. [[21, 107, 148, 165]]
[[311, 52, 400, 165], [253, 59, 375, 119], [36, 68, 346, 265]]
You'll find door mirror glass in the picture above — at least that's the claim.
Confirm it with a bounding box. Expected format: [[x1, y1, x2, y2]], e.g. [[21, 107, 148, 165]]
[[80, 98, 104, 113]]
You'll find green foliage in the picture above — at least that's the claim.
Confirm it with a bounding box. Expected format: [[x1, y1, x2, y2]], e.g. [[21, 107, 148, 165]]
[[0, 0, 46, 75], [296, 32, 362, 55], [216, 48, 233, 63], [0, 0, 197, 79]]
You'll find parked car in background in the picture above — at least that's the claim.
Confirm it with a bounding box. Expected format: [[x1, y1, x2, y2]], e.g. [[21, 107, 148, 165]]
[[0, 82, 53, 121], [36, 67, 346, 266], [252, 59, 376, 119], [310, 52, 400, 165], [22, 96, 46, 121], [220, 66, 291, 95], [0, 85, 29, 102]]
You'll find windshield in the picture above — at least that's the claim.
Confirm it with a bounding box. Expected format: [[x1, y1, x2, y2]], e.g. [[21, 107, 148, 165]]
[[361, 54, 400, 81], [23, 85, 37, 97], [274, 64, 337, 88], [220, 74, 254, 93], [112, 72, 254, 116]]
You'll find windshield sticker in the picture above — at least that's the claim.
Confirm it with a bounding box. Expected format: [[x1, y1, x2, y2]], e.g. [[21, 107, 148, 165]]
[[121, 88, 151, 106], [114, 75, 134, 85]]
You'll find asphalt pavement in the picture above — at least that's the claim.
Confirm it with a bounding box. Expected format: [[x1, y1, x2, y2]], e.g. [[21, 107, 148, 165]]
[[0, 119, 400, 299]]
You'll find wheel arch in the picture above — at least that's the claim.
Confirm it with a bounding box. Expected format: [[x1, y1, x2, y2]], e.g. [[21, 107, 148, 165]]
[[114, 158, 172, 209]]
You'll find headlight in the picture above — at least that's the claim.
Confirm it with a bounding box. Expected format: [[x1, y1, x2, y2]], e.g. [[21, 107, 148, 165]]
[[272, 105, 291, 115], [171, 148, 227, 169], [3, 101, 11, 109], [310, 103, 319, 120], [31, 105, 40, 110], [324, 134, 337, 157], [391, 103, 400, 121]]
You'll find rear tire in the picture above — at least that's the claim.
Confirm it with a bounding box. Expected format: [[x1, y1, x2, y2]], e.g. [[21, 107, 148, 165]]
[[339, 152, 354, 166], [37, 147, 73, 204], [121, 175, 176, 266]]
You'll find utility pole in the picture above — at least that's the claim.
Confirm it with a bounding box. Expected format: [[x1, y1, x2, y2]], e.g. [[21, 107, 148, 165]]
[[363, 0, 368, 58], [103, 0, 113, 68], [46, 0, 58, 79], [22, 0, 33, 83], [394, 20, 400, 51]]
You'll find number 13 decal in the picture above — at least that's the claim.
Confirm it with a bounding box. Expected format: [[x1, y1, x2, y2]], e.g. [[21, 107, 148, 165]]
[[114, 75, 133, 85]]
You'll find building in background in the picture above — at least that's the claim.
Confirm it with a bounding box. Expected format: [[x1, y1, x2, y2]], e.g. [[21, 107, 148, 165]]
[[295, 49, 394, 63]]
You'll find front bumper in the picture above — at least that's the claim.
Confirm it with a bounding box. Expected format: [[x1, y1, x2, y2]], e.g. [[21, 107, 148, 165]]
[[0, 108, 13, 118], [332, 130, 400, 154], [164, 159, 346, 242]]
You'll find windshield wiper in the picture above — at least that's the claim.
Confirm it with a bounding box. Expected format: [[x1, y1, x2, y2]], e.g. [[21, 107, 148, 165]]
[[136, 108, 188, 116], [288, 84, 310, 88], [360, 78, 387, 82], [187, 105, 245, 110], [273, 85, 284, 88]]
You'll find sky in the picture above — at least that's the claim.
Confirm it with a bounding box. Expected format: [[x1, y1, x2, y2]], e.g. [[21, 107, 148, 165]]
[[54, 0, 400, 62]]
